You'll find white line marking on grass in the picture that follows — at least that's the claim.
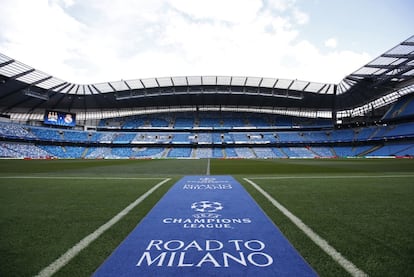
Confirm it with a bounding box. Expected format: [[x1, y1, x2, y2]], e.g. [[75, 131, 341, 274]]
[[0, 176, 166, 180], [249, 174, 414, 180], [35, 178, 171, 277], [206, 158, 210, 176], [244, 178, 368, 277]]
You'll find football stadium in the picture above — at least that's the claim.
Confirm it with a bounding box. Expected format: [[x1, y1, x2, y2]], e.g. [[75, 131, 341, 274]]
[[1, 27, 414, 277]]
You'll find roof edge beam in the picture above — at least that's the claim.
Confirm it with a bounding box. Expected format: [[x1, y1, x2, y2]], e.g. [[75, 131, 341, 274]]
[[11, 69, 35, 79], [0, 59, 15, 68]]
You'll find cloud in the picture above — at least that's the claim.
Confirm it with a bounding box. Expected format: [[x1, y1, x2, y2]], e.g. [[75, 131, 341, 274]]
[[289, 40, 371, 83], [266, 0, 296, 12], [0, 0, 87, 81], [0, 0, 371, 84], [169, 0, 263, 23], [292, 8, 309, 25], [324, 38, 338, 49]]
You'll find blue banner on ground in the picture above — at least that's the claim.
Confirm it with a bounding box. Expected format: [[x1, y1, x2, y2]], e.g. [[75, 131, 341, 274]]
[[93, 176, 317, 276]]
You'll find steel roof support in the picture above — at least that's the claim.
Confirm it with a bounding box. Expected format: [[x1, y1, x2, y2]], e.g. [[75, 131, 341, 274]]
[[10, 69, 35, 79], [0, 59, 15, 68]]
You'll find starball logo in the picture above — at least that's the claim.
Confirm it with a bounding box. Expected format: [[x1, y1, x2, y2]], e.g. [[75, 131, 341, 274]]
[[191, 200, 223, 219], [191, 200, 223, 213]]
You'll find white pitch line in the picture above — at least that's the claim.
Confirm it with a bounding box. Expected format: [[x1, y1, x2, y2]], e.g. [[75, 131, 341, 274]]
[[244, 178, 368, 277], [247, 174, 414, 180], [35, 178, 171, 277], [0, 176, 166, 180], [206, 158, 210, 176]]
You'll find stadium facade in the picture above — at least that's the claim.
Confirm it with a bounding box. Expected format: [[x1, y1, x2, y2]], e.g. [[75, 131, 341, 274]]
[[0, 36, 413, 159]]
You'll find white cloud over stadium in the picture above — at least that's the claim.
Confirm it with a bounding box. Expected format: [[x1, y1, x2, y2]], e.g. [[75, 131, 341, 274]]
[[0, 0, 411, 84]]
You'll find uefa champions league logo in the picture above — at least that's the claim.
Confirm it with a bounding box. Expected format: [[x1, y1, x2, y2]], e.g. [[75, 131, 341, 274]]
[[191, 201, 223, 219], [162, 198, 251, 228]]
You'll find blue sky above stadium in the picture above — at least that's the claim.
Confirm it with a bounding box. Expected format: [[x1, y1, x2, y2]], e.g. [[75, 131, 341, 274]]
[[0, 0, 412, 84]]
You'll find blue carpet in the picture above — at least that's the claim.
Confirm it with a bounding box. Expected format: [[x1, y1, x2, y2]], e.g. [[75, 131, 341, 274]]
[[93, 176, 317, 276]]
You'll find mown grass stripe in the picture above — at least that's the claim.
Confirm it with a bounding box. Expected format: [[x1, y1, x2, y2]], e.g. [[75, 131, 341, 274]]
[[34, 178, 171, 277], [244, 178, 368, 277]]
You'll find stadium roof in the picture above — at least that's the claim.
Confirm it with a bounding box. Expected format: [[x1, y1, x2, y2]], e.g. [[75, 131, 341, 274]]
[[336, 35, 414, 109], [0, 36, 413, 119]]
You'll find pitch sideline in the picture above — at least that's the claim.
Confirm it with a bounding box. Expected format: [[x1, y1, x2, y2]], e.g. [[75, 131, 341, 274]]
[[247, 174, 414, 179], [244, 178, 368, 277], [0, 176, 168, 180], [35, 177, 171, 277]]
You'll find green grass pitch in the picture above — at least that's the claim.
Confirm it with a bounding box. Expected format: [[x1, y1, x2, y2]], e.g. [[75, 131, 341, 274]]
[[0, 158, 413, 276]]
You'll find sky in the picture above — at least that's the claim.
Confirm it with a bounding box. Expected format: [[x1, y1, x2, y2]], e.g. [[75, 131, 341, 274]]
[[0, 0, 413, 85]]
